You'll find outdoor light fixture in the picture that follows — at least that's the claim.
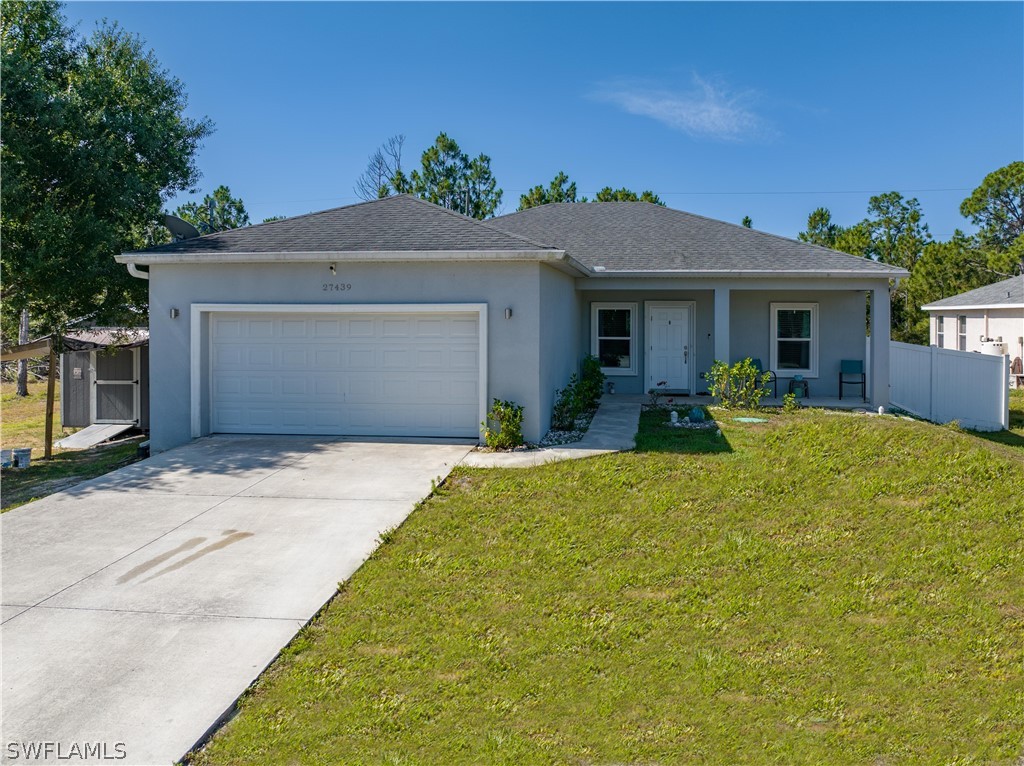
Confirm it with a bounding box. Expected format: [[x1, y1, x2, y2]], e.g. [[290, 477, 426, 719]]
[[169, 308, 180, 319], [329, 263, 337, 275], [505, 307, 513, 320]]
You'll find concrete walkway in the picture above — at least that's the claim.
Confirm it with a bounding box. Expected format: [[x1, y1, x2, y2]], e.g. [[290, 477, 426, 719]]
[[461, 397, 641, 468], [1, 435, 472, 766]]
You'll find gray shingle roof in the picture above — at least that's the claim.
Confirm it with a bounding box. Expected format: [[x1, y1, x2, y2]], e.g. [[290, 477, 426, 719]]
[[129, 195, 555, 256], [923, 275, 1024, 309], [490, 202, 906, 276]]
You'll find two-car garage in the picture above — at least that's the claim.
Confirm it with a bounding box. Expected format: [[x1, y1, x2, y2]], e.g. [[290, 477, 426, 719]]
[[201, 305, 484, 439]]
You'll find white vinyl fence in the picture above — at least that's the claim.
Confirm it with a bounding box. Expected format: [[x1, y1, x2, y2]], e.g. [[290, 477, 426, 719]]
[[890, 341, 1010, 431]]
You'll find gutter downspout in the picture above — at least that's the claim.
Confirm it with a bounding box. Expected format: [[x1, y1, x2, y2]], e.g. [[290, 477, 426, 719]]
[[126, 263, 149, 280]]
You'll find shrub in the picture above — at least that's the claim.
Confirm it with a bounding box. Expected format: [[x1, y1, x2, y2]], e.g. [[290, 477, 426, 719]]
[[648, 380, 668, 407], [782, 392, 800, 413], [550, 357, 606, 431], [707, 358, 771, 409], [578, 354, 605, 408], [551, 384, 578, 431], [482, 398, 525, 449]]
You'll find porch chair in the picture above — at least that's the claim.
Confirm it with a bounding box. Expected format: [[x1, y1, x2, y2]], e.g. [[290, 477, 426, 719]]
[[839, 359, 866, 402], [750, 358, 777, 398]]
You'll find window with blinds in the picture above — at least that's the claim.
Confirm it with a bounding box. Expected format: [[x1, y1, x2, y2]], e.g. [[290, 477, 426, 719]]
[[770, 303, 818, 376], [591, 303, 636, 375]]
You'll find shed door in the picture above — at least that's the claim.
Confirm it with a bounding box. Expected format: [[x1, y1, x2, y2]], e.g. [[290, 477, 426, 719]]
[[93, 349, 139, 424], [209, 311, 480, 437]]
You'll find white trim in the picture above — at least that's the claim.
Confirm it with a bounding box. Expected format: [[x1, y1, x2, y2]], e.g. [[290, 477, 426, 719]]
[[770, 302, 819, 378], [644, 301, 697, 393], [923, 303, 1024, 311], [118, 249, 566, 264], [91, 347, 140, 425], [189, 303, 488, 441], [591, 302, 638, 376]]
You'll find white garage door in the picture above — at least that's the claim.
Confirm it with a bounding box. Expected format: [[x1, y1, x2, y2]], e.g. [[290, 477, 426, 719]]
[[209, 311, 480, 437]]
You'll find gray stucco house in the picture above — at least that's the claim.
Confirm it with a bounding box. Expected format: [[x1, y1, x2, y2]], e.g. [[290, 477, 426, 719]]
[[116, 195, 906, 452]]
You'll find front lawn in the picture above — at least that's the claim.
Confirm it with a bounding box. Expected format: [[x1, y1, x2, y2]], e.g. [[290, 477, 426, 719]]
[[191, 408, 1024, 765], [1, 381, 143, 510]]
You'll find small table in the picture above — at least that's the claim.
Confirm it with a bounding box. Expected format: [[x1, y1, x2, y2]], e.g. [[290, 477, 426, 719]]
[[788, 379, 810, 398]]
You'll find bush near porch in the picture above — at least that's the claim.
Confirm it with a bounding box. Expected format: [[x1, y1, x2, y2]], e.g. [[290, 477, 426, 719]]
[[192, 406, 1023, 765]]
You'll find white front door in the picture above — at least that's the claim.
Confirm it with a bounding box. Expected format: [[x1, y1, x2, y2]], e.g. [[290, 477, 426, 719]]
[[648, 304, 691, 391]]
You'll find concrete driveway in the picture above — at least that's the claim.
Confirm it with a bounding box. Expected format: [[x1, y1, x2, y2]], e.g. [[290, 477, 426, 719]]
[[1, 435, 472, 765]]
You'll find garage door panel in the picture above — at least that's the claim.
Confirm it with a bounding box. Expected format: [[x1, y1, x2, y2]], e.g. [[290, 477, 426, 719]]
[[210, 311, 480, 437]]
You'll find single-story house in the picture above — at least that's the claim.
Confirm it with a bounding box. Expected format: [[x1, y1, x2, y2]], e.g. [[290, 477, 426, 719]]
[[115, 195, 906, 452], [922, 275, 1024, 362]]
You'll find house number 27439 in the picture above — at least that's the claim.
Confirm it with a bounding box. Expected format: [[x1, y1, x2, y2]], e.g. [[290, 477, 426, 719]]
[[322, 282, 353, 292]]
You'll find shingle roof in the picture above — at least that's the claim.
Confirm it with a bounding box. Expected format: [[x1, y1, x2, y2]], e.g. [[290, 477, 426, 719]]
[[922, 275, 1024, 309], [128, 195, 555, 256], [490, 202, 906, 276]]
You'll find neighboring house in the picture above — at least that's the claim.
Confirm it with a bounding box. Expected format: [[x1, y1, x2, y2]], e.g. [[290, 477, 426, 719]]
[[60, 328, 150, 434], [115, 195, 906, 452], [922, 275, 1024, 362]]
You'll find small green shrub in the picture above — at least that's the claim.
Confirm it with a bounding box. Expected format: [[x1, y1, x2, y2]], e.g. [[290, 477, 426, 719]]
[[578, 355, 605, 408], [550, 357, 606, 431], [551, 384, 578, 431], [483, 398, 525, 449], [708, 358, 771, 409], [648, 380, 668, 407], [782, 392, 800, 413]]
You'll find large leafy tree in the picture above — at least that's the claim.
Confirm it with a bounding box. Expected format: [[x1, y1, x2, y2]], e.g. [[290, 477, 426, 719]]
[[409, 132, 502, 219], [1, 1, 212, 339], [175, 185, 250, 233], [518, 171, 578, 210], [960, 161, 1024, 254]]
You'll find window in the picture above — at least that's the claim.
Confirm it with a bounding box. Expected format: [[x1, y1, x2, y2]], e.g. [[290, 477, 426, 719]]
[[958, 315, 967, 351], [591, 303, 636, 375], [770, 303, 818, 377], [936, 316, 944, 348]]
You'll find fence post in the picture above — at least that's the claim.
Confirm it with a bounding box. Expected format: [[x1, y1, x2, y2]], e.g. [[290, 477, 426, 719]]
[[1002, 354, 1011, 430], [928, 345, 937, 422]]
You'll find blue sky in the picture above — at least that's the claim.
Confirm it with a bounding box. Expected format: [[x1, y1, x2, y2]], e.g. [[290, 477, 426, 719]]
[[65, 1, 1023, 240]]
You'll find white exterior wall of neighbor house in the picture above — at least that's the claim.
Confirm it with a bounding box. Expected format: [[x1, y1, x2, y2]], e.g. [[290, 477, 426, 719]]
[[147, 259, 558, 452], [929, 308, 1024, 360]]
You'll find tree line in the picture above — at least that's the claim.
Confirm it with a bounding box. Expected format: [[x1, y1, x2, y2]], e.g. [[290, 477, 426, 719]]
[[795, 162, 1023, 343]]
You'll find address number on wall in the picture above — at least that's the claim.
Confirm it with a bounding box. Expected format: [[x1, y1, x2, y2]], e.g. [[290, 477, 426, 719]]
[[322, 283, 353, 292]]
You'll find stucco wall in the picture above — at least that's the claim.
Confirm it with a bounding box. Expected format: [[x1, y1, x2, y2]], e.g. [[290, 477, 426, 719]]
[[147, 260, 552, 451], [730, 290, 869, 397], [929, 308, 1024, 360], [578, 290, 716, 395], [538, 266, 583, 422]]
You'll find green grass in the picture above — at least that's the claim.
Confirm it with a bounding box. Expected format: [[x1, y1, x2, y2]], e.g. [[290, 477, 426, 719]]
[[1, 381, 143, 510], [1, 440, 143, 511], [191, 407, 1024, 765], [970, 388, 1024, 451]]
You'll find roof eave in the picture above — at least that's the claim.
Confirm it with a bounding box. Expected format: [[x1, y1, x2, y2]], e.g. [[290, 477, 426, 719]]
[[116, 249, 570, 266], [581, 268, 908, 279], [923, 302, 1024, 311]]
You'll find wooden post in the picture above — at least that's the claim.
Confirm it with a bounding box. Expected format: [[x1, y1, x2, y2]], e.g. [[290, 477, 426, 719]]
[[44, 341, 57, 460]]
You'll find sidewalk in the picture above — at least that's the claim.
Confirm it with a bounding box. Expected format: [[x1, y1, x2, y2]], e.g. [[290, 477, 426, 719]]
[[460, 397, 642, 469]]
